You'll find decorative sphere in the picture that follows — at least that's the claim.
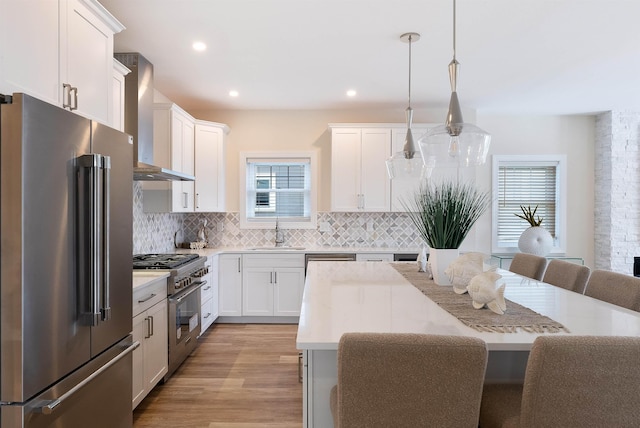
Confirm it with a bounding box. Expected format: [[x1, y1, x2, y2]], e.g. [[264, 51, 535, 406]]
[[518, 226, 553, 256]]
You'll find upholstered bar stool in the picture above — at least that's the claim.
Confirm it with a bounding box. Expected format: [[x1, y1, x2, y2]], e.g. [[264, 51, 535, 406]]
[[330, 333, 488, 428], [480, 336, 640, 428], [542, 259, 591, 293], [584, 269, 640, 311], [508, 253, 547, 281]]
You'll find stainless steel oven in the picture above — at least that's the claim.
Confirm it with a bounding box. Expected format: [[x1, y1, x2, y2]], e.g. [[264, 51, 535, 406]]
[[132, 253, 208, 380], [167, 280, 202, 378]]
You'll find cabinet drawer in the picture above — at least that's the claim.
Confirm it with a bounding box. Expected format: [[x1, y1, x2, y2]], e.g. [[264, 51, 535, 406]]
[[200, 278, 215, 302], [201, 297, 216, 332], [243, 253, 305, 268], [133, 279, 167, 316]]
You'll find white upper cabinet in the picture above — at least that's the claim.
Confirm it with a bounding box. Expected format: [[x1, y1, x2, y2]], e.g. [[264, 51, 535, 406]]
[[112, 58, 129, 132], [0, 0, 124, 126], [194, 121, 229, 212], [143, 105, 230, 213], [144, 103, 195, 213], [330, 126, 391, 212]]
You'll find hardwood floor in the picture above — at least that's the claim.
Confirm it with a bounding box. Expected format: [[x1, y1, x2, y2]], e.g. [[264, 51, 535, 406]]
[[133, 323, 303, 428]]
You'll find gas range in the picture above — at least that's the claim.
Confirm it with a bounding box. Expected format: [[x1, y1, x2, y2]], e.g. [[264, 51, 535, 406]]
[[133, 253, 208, 296], [133, 253, 210, 380]]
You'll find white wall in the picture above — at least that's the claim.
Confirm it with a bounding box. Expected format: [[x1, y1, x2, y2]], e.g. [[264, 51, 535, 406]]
[[189, 107, 596, 267], [475, 114, 595, 267]]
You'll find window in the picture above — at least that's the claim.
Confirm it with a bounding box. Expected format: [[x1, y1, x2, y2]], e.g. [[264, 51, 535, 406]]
[[240, 152, 317, 229], [492, 155, 566, 254]]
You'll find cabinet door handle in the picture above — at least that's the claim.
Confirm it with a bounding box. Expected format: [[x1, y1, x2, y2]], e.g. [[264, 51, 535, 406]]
[[203, 312, 211, 319], [71, 86, 78, 111], [63, 83, 72, 109], [183, 192, 188, 208], [196, 193, 199, 209], [63, 83, 78, 111], [237, 258, 241, 272], [203, 285, 211, 291], [149, 315, 154, 337], [269, 272, 273, 284], [144, 316, 151, 339], [137, 293, 157, 304], [274, 272, 278, 284]]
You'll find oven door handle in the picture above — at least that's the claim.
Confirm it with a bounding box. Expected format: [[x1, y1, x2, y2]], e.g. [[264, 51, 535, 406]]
[[170, 282, 204, 304]]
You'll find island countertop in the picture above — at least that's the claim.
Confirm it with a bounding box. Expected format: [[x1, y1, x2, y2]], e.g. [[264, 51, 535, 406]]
[[296, 261, 640, 352]]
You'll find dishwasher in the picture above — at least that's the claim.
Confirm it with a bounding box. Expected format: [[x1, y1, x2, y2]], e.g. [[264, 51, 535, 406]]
[[304, 253, 356, 275]]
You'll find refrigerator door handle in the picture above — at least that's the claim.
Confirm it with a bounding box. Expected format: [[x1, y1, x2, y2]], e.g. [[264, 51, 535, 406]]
[[36, 341, 140, 415], [101, 156, 111, 321], [78, 154, 104, 326]]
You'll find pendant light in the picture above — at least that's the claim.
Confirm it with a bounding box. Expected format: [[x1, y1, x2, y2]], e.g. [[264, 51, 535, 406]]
[[419, 0, 490, 168], [386, 32, 430, 180]]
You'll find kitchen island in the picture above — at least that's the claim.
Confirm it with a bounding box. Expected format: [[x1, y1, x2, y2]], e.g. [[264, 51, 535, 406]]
[[296, 261, 640, 428]]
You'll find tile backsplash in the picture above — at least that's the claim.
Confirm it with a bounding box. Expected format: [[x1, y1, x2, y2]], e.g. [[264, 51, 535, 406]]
[[133, 183, 423, 253]]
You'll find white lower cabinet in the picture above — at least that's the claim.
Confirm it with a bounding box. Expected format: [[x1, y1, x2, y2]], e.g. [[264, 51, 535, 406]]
[[242, 254, 305, 317], [132, 278, 168, 409], [200, 255, 219, 333], [218, 254, 243, 317]]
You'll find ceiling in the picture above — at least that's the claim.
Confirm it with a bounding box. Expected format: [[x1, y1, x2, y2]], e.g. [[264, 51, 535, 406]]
[[101, 0, 640, 115]]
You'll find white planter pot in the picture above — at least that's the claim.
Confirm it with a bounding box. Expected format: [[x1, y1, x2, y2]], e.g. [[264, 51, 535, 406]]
[[429, 248, 459, 286], [518, 226, 553, 256]]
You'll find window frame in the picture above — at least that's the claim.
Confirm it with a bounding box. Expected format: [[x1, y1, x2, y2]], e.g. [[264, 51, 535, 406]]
[[491, 155, 567, 254], [239, 151, 317, 229]]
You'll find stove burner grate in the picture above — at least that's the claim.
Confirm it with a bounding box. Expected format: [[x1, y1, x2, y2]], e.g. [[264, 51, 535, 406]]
[[133, 253, 200, 270]]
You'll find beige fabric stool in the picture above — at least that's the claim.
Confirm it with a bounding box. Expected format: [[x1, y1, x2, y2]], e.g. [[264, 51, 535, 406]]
[[330, 333, 488, 428], [508, 253, 547, 281], [480, 336, 640, 428], [584, 269, 640, 311], [542, 259, 591, 294]]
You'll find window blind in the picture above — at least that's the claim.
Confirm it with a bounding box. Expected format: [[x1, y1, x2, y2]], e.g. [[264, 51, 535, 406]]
[[246, 159, 311, 221], [497, 164, 557, 246]]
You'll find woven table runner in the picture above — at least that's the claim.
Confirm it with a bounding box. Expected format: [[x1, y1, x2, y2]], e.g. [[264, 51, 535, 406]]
[[391, 263, 569, 333]]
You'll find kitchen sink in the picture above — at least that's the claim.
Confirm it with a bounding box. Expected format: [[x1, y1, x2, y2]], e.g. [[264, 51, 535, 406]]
[[247, 246, 306, 251]]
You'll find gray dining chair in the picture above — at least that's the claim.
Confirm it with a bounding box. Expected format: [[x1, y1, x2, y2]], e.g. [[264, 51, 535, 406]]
[[583, 269, 640, 311], [508, 253, 547, 280], [330, 333, 488, 428], [479, 335, 640, 428], [541, 259, 591, 293]]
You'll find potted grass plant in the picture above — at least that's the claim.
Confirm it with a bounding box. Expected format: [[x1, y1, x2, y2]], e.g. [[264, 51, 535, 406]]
[[403, 180, 490, 285]]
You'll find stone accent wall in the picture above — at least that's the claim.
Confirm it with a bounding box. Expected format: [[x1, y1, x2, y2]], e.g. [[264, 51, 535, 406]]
[[132, 182, 183, 253], [595, 111, 640, 272], [182, 212, 423, 250], [132, 181, 423, 253]]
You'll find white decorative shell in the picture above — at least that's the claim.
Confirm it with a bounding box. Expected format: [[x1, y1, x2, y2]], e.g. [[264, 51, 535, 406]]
[[467, 270, 507, 315], [445, 252, 485, 294]]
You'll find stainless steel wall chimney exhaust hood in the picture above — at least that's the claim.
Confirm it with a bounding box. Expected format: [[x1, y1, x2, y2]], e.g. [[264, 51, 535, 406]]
[[114, 52, 195, 181]]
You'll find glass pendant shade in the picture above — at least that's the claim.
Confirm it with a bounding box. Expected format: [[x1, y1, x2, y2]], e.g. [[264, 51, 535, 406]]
[[386, 106, 431, 179], [387, 32, 427, 180], [418, 122, 491, 168], [419, 0, 491, 168]]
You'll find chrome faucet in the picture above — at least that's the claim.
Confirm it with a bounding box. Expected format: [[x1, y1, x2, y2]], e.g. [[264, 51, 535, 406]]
[[275, 218, 285, 247]]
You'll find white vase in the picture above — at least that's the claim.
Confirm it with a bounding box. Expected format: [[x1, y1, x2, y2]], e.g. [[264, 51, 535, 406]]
[[429, 248, 460, 286], [518, 226, 553, 256]]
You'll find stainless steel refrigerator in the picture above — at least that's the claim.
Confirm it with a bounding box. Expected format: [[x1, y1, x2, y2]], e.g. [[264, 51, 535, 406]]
[[0, 93, 136, 427]]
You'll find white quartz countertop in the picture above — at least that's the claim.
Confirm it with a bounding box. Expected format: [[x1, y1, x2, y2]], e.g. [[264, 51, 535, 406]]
[[132, 271, 169, 290], [296, 262, 640, 352]]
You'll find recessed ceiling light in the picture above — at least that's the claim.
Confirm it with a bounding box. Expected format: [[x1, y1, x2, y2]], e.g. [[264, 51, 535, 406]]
[[229, 90, 239, 97], [192, 41, 207, 51], [347, 89, 357, 97]]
